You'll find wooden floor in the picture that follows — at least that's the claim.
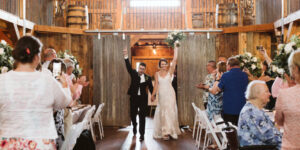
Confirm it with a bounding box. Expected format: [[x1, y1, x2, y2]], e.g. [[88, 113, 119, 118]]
[[95, 117, 198, 150]]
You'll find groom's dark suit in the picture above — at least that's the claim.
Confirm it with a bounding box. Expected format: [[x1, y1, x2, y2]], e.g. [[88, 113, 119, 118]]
[[125, 58, 153, 137]]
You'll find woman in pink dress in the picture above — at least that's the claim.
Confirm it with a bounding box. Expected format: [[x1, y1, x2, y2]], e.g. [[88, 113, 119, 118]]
[[275, 50, 300, 150]]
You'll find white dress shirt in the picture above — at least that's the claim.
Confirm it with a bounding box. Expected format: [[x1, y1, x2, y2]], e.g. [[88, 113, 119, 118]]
[[138, 74, 145, 95]]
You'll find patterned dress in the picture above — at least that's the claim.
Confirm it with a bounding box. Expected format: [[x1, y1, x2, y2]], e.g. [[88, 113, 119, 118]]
[[202, 74, 215, 104], [238, 102, 282, 149], [54, 109, 65, 149], [206, 80, 223, 121]]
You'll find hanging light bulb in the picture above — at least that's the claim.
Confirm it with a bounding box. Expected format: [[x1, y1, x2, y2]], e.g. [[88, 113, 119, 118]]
[[122, 33, 125, 40], [98, 33, 101, 40], [153, 44, 157, 55]]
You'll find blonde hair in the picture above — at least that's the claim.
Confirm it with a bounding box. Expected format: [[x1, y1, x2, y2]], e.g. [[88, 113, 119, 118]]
[[288, 49, 300, 75], [63, 58, 74, 68], [245, 80, 266, 100]]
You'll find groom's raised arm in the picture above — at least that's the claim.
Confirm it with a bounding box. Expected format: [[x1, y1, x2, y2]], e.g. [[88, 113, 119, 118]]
[[123, 48, 134, 76]]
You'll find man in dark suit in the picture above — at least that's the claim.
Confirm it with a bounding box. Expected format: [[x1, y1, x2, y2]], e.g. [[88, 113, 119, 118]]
[[123, 48, 153, 141]]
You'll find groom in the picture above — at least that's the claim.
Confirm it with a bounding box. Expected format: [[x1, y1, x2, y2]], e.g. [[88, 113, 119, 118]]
[[123, 48, 153, 141]]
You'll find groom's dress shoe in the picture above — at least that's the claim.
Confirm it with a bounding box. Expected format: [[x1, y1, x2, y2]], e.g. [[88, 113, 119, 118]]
[[133, 126, 137, 135], [139, 135, 144, 141]]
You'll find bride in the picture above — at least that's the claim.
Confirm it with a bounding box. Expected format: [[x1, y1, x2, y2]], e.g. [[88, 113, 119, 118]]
[[151, 42, 181, 140]]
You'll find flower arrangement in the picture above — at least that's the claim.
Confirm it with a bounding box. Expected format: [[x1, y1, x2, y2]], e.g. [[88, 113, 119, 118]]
[[165, 31, 185, 48], [0, 40, 14, 74], [57, 50, 82, 78], [236, 52, 262, 77], [268, 35, 300, 78]]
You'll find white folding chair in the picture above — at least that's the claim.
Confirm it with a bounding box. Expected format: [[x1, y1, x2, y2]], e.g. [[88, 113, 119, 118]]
[[198, 109, 228, 150], [191, 102, 201, 139], [92, 103, 105, 140], [82, 105, 96, 142], [61, 120, 86, 150], [195, 108, 207, 149]]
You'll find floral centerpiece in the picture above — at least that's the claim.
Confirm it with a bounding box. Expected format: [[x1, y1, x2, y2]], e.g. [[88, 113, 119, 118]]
[[165, 31, 185, 48], [268, 35, 300, 78], [0, 40, 14, 74], [236, 52, 262, 77], [57, 50, 82, 78]]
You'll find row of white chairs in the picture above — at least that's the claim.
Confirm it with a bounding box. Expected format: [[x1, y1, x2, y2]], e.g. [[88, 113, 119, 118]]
[[191, 102, 228, 150], [61, 103, 105, 150]]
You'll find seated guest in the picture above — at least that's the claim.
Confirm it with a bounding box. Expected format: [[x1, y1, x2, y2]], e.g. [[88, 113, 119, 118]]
[[238, 80, 282, 149], [275, 50, 300, 150], [42, 48, 57, 69], [0, 36, 72, 149]]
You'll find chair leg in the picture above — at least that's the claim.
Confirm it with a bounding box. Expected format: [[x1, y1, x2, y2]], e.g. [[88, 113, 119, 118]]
[[100, 116, 104, 138], [97, 118, 102, 140], [203, 132, 208, 150], [90, 120, 96, 142], [193, 117, 197, 138]]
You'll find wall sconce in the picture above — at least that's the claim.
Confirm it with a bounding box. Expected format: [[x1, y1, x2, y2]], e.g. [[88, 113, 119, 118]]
[[153, 44, 157, 55], [122, 33, 126, 40], [98, 33, 101, 39]]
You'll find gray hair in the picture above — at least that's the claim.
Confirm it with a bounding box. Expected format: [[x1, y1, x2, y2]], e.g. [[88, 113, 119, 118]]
[[63, 58, 74, 68], [245, 80, 266, 100]]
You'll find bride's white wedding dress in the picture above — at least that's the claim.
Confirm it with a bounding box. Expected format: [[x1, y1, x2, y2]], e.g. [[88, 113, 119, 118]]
[[153, 72, 181, 139]]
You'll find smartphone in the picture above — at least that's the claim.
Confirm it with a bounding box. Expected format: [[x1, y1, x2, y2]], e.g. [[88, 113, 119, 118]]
[[53, 62, 62, 78], [256, 45, 263, 51]]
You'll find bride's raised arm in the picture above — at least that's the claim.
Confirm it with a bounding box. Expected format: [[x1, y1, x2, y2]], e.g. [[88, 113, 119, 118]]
[[168, 42, 179, 75]]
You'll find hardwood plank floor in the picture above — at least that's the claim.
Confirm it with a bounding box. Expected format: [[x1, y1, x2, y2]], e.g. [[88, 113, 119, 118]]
[[95, 117, 198, 150]]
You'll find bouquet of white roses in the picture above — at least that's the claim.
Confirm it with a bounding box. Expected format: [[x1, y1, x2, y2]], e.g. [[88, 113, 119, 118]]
[[268, 35, 300, 78], [236, 52, 262, 77], [0, 40, 14, 74], [165, 31, 185, 48], [57, 50, 82, 78]]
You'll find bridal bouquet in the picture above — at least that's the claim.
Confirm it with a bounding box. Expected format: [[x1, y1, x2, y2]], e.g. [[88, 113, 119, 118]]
[[268, 35, 300, 78], [165, 31, 185, 48], [57, 50, 82, 78], [0, 40, 14, 74], [236, 52, 262, 77]]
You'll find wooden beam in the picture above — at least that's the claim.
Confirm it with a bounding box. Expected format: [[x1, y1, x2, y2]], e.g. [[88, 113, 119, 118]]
[[13, 24, 20, 39], [0, 9, 34, 30], [223, 23, 274, 33], [274, 10, 300, 28], [34, 25, 84, 35]]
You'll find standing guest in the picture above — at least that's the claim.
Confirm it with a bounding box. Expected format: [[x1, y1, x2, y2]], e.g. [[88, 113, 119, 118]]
[[196, 60, 216, 109], [0, 36, 72, 149], [209, 57, 248, 125], [238, 80, 282, 149], [42, 48, 57, 69], [218, 56, 227, 63], [199, 61, 226, 121], [275, 50, 300, 150]]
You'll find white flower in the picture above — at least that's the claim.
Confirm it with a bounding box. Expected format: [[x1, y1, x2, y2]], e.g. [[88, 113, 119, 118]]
[[251, 64, 256, 70], [65, 54, 70, 59], [241, 63, 244, 67], [245, 52, 252, 57], [284, 43, 293, 54], [243, 59, 248, 63], [9, 57, 13, 61], [278, 44, 285, 50], [289, 41, 296, 46], [1, 40, 7, 45], [76, 64, 79, 68], [1, 66, 8, 73], [251, 57, 257, 62], [272, 66, 278, 72], [0, 48, 4, 55], [277, 68, 285, 75], [170, 36, 173, 40]]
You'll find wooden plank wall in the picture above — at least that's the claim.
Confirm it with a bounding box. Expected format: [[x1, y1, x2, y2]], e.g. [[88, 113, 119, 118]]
[[35, 32, 94, 105], [215, 33, 239, 59], [177, 34, 216, 126], [93, 35, 131, 126], [0, 0, 20, 16], [238, 32, 272, 61], [255, 0, 300, 24], [26, 0, 54, 26]]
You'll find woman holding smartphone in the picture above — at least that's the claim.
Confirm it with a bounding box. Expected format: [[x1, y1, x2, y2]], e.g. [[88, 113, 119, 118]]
[[0, 36, 72, 149]]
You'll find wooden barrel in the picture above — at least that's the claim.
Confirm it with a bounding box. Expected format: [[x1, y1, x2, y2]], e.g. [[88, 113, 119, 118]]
[[67, 5, 87, 29]]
